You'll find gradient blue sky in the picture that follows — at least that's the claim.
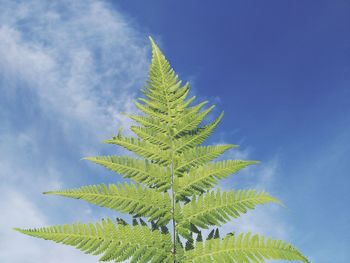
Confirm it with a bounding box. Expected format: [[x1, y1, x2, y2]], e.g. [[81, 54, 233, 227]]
[[1, 1, 349, 262]]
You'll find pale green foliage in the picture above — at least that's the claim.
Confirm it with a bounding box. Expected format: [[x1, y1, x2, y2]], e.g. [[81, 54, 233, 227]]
[[15, 218, 173, 262], [184, 233, 308, 262], [15, 38, 309, 263], [44, 183, 172, 225], [177, 189, 282, 239]]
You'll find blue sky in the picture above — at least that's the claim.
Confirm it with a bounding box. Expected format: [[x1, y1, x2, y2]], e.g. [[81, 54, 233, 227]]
[[0, 0, 349, 262]]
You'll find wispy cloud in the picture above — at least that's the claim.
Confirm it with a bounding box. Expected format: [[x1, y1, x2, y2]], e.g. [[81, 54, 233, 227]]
[[0, 187, 101, 263], [217, 147, 291, 241], [0, 0, 149, 145], [0, 0, 149, 261]]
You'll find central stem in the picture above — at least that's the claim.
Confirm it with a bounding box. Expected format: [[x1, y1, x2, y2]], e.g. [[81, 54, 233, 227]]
[[165, 97, 176, 262], [170, 156, 176, 262], [168, 122, 176, 262]]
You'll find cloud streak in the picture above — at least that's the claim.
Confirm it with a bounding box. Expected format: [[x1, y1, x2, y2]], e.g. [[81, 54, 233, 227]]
[[0, 0, 149, 261], [217, 147, 291, 242]]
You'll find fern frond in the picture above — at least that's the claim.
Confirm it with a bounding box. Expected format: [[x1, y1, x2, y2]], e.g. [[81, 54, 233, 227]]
[[15, 37, 308, 262], [176, 145, 237, 174], [84, 156, 171, 190], [180, 95, 196, 110], [184, 232, 309, 263], [168, 82, 190, 106], [173, 112, 224, 153], [175, 160, 258, 200], [127, 114, 168, 134], [134, 101, 172, 123], [138, 97, 168, 112], [148, 37, 178, 93], [130, 125, 170, 148], [178, 189, 281, 230], [15, 218, 174, 263], [144, 81, 190, 110], [141, 89, 167, 106], [104, 136, 170, 164], [44, 183, 172, 224], [174, 103, 214, 136]]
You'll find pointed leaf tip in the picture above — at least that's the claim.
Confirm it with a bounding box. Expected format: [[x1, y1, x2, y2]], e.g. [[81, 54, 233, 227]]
[[13, 227, 24, 234], [148, 36, 158, 48], [42, 191, 54, 195], [148, 36, 154, 43], [81, 157, 94, 162], [277, 200, 287, 208], [148, 37, 164, 55]]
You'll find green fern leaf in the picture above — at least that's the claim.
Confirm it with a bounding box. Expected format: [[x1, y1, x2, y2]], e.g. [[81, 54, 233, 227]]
[[84, 156, 171, 190], [178, 189, 281, 231], [175, 145, 237, 174], [173, 112, 224, 153], [173, 100, 208, 129], [44, 183, 172, 224], [174, 104, 215, 136], [175, 160, 258, 200], [104, 136, 170, 164], [131, 125, 170, 148], [15, 218, 173, 262], [127, 114, 168, 134], [184, 232, 309, 263], [134, 101, 172, 123]]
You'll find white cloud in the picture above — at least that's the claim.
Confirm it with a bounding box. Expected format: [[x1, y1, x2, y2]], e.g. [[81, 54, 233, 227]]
[[0, 0, 149, 148], [0, 0, 149, 262], [0, 188, 101, 263]]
